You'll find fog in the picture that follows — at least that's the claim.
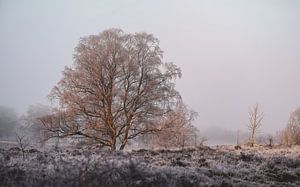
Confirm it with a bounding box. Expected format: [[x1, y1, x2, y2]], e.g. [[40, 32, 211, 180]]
[[0, 0, 300, 142]]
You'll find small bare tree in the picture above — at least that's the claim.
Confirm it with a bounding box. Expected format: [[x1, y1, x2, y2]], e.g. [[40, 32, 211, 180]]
[[236, 130, 240, 146], [247, 103, 264, 147], [16, 130, 30, 160], [21, 104, 51, 146], [152, 101, 198, 149], [279, 108, 300, 146], [234, 130, 242, 149], [278, 130, 290, 146], [267, 135, 274, 147]]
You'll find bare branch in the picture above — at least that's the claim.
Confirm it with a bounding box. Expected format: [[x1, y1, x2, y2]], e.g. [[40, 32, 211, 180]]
[[247, 103, 264, 147]]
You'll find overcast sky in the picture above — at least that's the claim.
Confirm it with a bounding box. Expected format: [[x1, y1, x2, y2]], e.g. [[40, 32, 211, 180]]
[[1, 0, 300, 135]]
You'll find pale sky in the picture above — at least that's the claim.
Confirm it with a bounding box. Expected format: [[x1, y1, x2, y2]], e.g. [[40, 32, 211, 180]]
[[1, 0, 300, 136]]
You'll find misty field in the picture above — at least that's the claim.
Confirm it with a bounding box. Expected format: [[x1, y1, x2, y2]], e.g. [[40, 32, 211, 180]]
[[0, 143, 299, 187]]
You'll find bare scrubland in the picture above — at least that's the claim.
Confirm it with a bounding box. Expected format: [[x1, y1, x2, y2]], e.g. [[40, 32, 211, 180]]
[[0, 142, 299, 187]]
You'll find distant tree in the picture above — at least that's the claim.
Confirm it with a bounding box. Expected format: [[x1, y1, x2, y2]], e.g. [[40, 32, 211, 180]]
[[278, 130, 290, 146], [267, 135, 274, 147], [286, 108, 300, 145], [279, 108, 300, 146], [16, 128, 30, 160], [247, 103, 264, 147], [234, 130, 242, 149], [41, 29, 182, 150], [152, 101, 198, 149], [0, 106, 20, 140], [21, 104, 51, 144], [236, 130, 240, 146]]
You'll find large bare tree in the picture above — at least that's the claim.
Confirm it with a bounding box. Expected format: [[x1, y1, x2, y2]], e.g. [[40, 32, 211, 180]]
[[41, 29, 182, 150], [247, 103, 264, 147]]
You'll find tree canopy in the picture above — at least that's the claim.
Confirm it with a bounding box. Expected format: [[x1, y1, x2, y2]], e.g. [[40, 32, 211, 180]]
[[41, 29, 187, 150]]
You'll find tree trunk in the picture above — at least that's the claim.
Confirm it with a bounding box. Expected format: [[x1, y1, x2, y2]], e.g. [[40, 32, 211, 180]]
[[111, 143, 116, 150], [250, 130, 255, 147], [111, 137, 117, 150], [22, 150, 25, 160]]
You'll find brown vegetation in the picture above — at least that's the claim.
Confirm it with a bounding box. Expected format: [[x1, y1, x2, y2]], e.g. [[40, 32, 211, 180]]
[[39, 29, 194, 150], [279, 108, 300, 146], [151, 101, 198, 149]]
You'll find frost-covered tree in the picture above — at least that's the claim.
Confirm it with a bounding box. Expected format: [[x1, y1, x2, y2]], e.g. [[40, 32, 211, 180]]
[[247, 103, 264, 147], [279, 108, 300, 146], [15, 128, 30, 160], [152, 101, 198, 149], [41, 29, 183, 150], [21, 104, 51, 143]]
